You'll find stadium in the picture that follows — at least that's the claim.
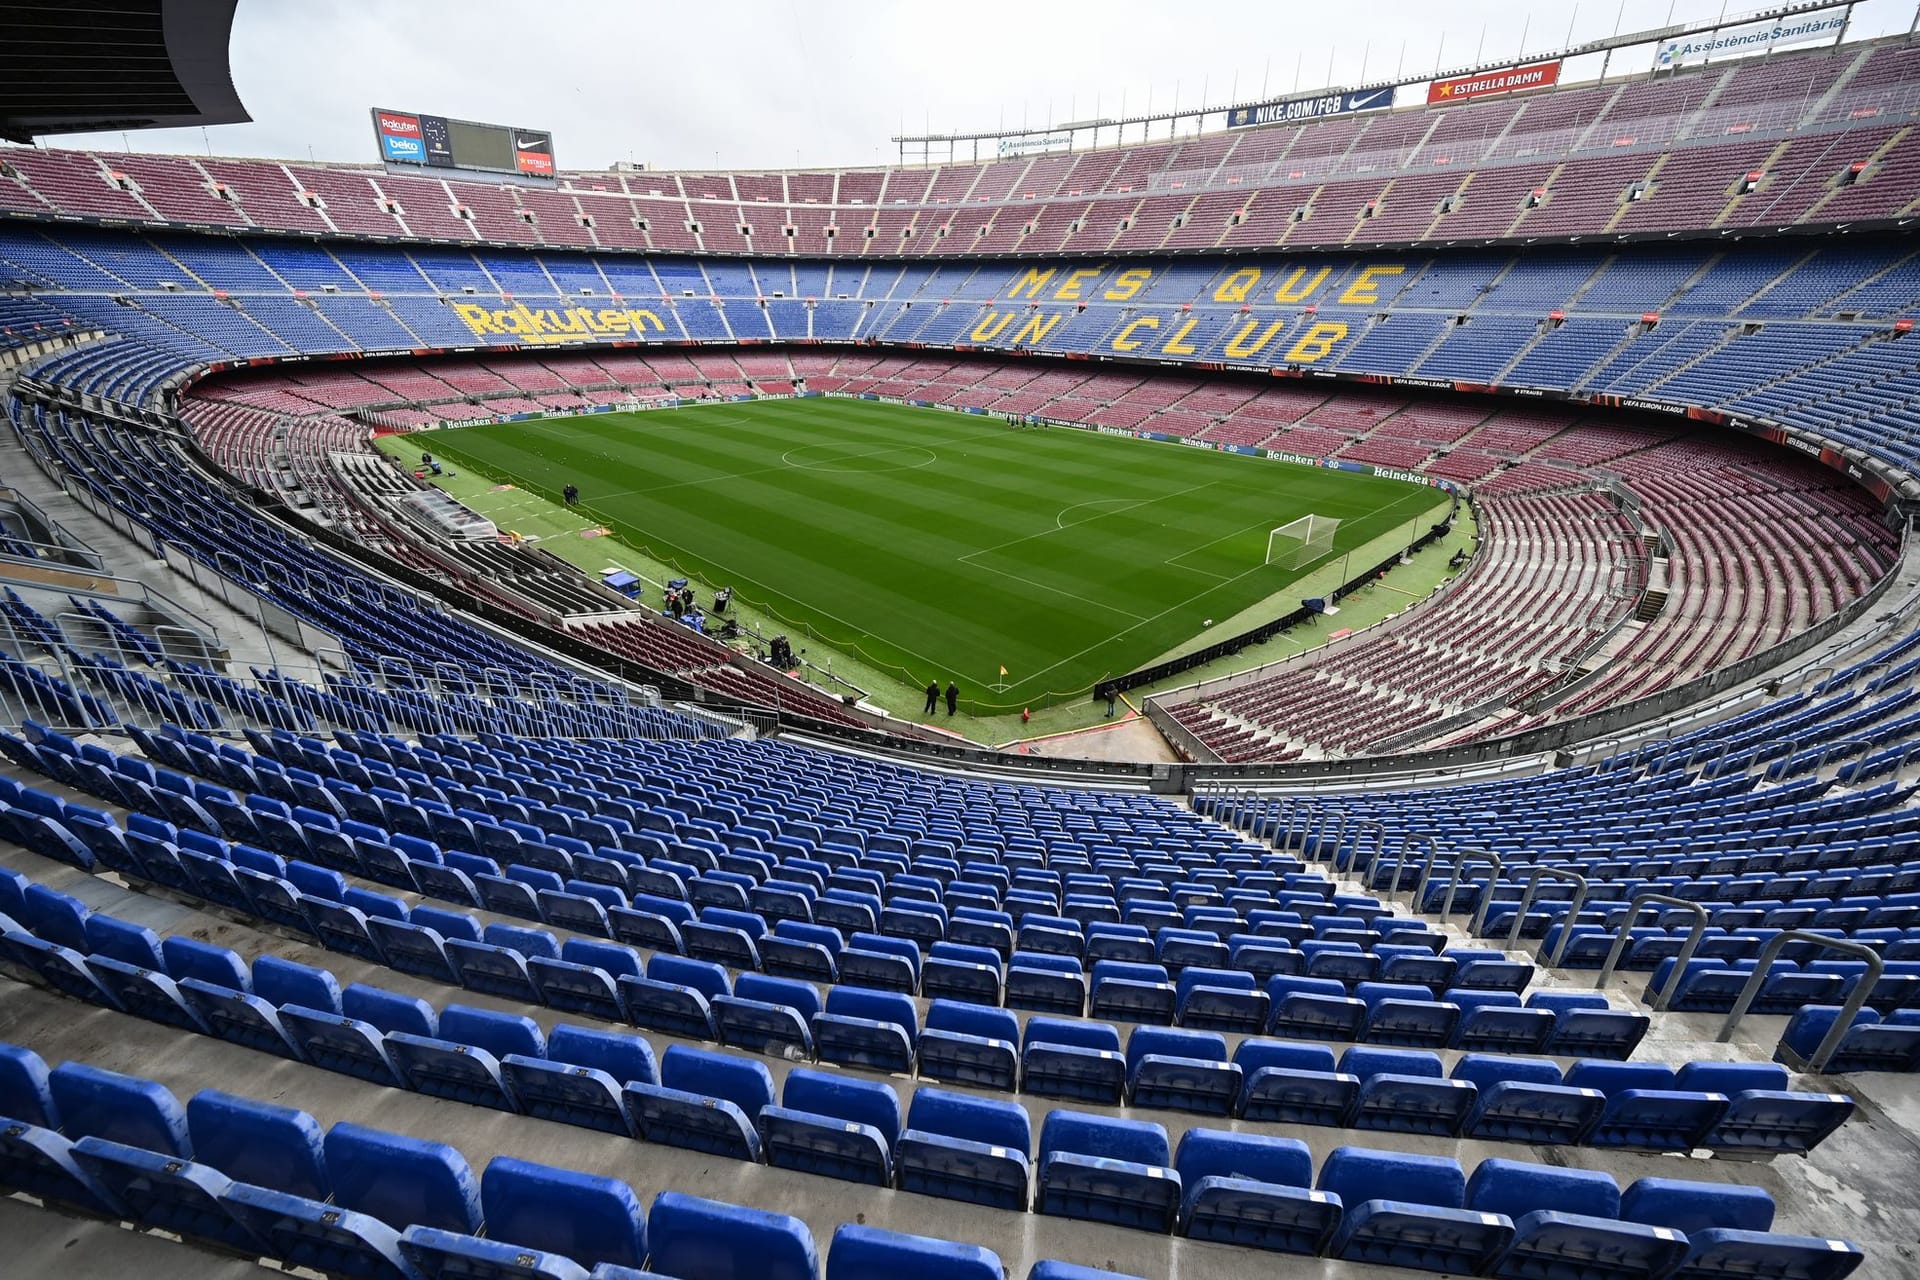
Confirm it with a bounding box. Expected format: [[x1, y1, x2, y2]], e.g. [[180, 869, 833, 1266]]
[[2, 0, 1920, 1275]]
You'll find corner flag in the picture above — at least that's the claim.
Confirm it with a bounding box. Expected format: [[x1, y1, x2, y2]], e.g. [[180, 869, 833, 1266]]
[[999, 665, 1009, 676]]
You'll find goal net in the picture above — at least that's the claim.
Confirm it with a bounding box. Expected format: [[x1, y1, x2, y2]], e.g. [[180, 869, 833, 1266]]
[[1266, 514, 1340, 569]]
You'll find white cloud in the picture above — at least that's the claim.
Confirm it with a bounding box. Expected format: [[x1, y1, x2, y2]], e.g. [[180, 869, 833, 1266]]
[[43, 0, 1917, 171]]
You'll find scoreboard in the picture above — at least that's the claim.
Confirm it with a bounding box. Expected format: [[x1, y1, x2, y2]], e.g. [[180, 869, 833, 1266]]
[[372, 108, 555, 178]]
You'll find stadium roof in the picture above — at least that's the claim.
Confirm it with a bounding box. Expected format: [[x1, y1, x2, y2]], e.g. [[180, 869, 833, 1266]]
[[0, 0, 248, 144]]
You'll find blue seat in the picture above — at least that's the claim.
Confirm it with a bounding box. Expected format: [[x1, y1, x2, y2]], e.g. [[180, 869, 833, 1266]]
[[83, 955, 208, 1032], [646, 1191, 819, 1280], [253, 954, 342, 1015], [1619, 1178, 1775, 1235], [815, 987, 916, 1074], [72, 1136, 262, 1253], [714, 973, 819, 1058], [388, 1030, 515, 1111], [1780, 1006, 1920, 1073], [530, 956, 625, 1022], [220, 1179, 412, 1278], [1036, 1110, 1179, 1232], [1343, 1047, 1475, 1136], [825, 1223, 1000, 1280], [1126, 1027, 1240, 1116], [280, 1002, 407, 1086], [503, 1054, 630, 1136], [0, 1043, 57, 1128], [1672, 1063, 1854, 1156], [918, 1000, 1019, 1092], [1236, 1043, 1359, 1128], [1268, 975, 1368, 1042], [1469, 1158, 1686, 1280], [1087, 959, 1176, 1025], [1667, 1231, 1863, 1280], [0, 1112, 120, 1216], [160, 937, 250, 993], [546, 1024, 658, 1087], [327, 1121, 481, 1235], [1174, 1128, 1336, 1255], [1534, 993, 1649, 1059], [609, 905, 686, 958], [760, 931, 838, 982], [895, 1085, 1031, 1211], [1451, 990, 1555, 1054], [3, 932, 119, 1007], [1455, 1055, 1604, 1146], [922, 944, 1002, 1006], [839, 932, 917, 994], [1004, 961, 1086, 1016], [365, 917, 459, 985], [683, 918, 761, 972], [1322, 1146, 1511, 1274], [22, 884, 91, 951], [474, 1156, 648, 1274], [49, 1061, 190, 1157], [1176, 975, 1270, 1034], [301, 897, 382, 962], [1026, 1264, 1148, 1280], [760, 1068, 900, 1186], [344, 983, 437, 1038], [83, 914, 165, 970], [186, 1090, 330, 1202], [397, 1226, 592, 1280], [624, 1048, 768, 1161], [176, 974, 303, 1059], [1022, 1017, 1126, 1104], [1565, 1061, 1726, 1151], [1356, 982, 1460, 1048], [617, 975, 716, 1041]]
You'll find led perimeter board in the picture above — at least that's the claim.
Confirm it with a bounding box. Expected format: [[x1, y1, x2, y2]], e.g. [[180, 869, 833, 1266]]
[[371, 107, 555, 178]]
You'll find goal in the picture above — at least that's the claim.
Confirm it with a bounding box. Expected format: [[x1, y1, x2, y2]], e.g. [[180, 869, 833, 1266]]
[[1266, 514, 1340, 569]]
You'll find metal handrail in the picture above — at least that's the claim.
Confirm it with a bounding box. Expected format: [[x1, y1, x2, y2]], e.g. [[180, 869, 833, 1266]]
[[1812, 736, 1874, 777], [1284, 798, 1321, 854], [1309, 807, 1348, 865], [1591, 891, 1709, 1010], [1896, 742, 1920, 789], [1391, 832, 1442, 911], [1717, 930, 1885, 1074], [1344, 818, 1389, 880], [1505, 866, 1591, 964], [1440, 849, 1504, 933]]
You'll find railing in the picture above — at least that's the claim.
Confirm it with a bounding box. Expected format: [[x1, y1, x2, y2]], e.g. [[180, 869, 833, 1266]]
[[1436, 848, 1503, 933], [1717, 931, 1884, 1074], [1504, 866, 1591, 964], [1383, 832, 1442, 912], [1591, 891, 1709, 1011]]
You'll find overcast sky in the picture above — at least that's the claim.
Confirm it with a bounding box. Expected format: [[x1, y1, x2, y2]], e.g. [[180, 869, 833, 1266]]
[[41, 0, 1920, 171]]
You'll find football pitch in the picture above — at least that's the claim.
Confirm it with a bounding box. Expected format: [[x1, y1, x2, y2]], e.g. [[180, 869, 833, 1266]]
[[410, 398, 1444, 710]]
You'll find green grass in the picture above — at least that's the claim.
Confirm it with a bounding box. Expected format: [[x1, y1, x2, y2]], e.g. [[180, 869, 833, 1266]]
[[406, 398, 1442, 712]]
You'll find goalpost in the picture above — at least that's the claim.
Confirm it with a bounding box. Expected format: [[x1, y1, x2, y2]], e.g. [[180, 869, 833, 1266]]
[[1266, 514, 1340, 569]]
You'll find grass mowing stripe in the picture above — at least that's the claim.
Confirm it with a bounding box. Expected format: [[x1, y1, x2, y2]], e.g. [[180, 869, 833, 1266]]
[[416, 399, 1443, 711]]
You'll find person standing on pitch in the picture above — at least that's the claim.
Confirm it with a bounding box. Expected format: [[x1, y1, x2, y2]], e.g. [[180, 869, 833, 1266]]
[[924, 681, 940, 715], [945, 681, 959, 716], [1102, 682, 1118, 718]]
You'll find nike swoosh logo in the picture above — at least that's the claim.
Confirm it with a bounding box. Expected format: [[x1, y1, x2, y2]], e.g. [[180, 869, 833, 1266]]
[[516, 138, 546, 150]]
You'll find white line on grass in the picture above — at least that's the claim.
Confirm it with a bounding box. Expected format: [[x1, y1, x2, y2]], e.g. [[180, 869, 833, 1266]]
[[957, 557, 1151, 623], [1011, 486, 1447, 687]]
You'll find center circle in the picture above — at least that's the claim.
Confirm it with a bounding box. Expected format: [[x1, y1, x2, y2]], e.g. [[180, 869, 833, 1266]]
[[782, 443, 939, 473]]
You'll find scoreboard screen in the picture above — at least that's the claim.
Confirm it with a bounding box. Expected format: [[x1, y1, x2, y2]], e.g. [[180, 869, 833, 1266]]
[[372, 108, 555, 178]]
